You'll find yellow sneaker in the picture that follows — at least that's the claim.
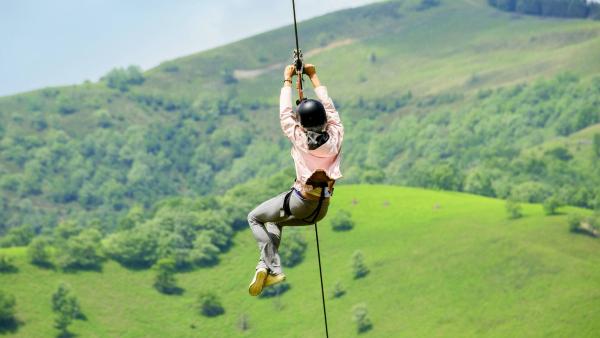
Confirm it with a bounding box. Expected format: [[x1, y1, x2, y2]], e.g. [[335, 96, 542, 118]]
[[264, 273, 286, 287], [248, 268, 268, 296]]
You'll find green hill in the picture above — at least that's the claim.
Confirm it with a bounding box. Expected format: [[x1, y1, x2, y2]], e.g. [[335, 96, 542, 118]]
[[1, 0, 600, 233], [1, 185, 598, 337]]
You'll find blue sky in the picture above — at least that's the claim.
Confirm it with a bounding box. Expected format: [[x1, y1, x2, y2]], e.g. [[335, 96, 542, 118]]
[[0, 0, 377, 97]]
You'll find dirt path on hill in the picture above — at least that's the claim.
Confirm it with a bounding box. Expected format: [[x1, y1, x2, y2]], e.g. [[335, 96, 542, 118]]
[[234, 38, 355, 80]]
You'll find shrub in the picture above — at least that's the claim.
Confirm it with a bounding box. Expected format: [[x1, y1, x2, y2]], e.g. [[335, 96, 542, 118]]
[[153, 258, 180, 294], [361, 168, 385, 184], [52, 284, 83, 336], [162, 64, 179, 73], [568, 214, 583, 232], [0, 255, 17, 273], [0, 224, 35, 248], [221, 69, 238, 85], [0, 175, 20, 192], [510, 181, 550, 203], [94, 109, 113, 128], [280, 231, 307, 267], [352, 303, 373, 333], [56, 228, 103, 270], [543, 195, 562, 215], [53, 220, 81, 241], [237, 313, 250, 332], [102, 228, 159, 268], [544, 147, 572, 161], [331, 281, 346, 299], [117, 204, 145, 231], [506, 199, 523, 219], [28, 237, 52, 267], [197, 292, 224, 317], [0, 291, 16, 323], [103, 65, 145, 92], [352, 251, 369, 279], [369, 52, 377, 63], [56, 95, 78, 115], [331, 210, 355, 232], [569, 214, 599, 237], [190, 233, 220, 267]]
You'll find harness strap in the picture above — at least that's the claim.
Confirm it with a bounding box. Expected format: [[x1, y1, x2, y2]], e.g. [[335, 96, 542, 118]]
[[282, 185, 327, 223], [303, 185, 326, 224], [283, 188, 293, 217]]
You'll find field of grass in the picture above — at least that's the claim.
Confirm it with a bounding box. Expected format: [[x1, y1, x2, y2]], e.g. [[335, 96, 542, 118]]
[[1, 185, 598, 337]]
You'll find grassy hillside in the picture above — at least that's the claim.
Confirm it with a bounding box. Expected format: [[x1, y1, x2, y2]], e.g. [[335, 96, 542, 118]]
[[1, 185, 599, 337]]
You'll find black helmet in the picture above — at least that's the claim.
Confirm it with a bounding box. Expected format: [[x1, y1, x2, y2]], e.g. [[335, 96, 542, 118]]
[[297, 99, 326, 130]]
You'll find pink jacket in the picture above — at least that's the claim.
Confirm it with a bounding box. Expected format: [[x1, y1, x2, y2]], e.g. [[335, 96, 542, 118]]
[[280, 86, 343, 194]]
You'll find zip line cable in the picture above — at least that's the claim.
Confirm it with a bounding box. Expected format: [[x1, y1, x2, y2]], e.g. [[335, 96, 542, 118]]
[[314, 220, 329, 338], [292, 0, 305, 103], [291, 2, 329, 336]]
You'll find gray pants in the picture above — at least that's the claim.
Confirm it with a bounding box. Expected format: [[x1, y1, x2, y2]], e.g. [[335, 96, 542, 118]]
[[248, 189, 330, 275]]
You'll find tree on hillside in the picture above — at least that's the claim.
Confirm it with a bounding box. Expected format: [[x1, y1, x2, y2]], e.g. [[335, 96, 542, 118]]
[[237, 313, 250, 332], [221, 69, 238, 85], [189, 232, 220, 267], [568, 214, 583, 232], [506, 198, 523, 219], [153, 258, 181, 294], [0, 291, 17, 328], [352, 303, 373, 333], [56, 95, 78, 115], [331, 210, 356, 232], [0, 255, 17, 273], [102, 227, 159, 268], [52, 284, 81, 316], [117, 204, 145, 231], [544, 147, 573, 161], [280, 231, 307, 267], [543, 195, 562, 215], [28, 236, 52, 267], [197, 292, 224, 317], [464, 168, 497, 197], [56, 228, 103, 270], [52, 283, 83, 336], [103, 65, 145, 92], [331, 281, 346, 299], [352, 251, 370, 279], [53, 220, 80, 241], [430, 163, 464, 191], [94, 109, 113, 129], [0, 224, 35, 248]]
